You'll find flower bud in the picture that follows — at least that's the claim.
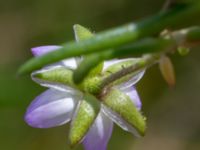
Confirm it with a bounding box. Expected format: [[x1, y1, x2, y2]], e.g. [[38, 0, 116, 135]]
[[159, 55, 176, 87]]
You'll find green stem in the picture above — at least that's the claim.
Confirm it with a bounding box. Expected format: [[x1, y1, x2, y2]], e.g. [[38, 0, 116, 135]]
[[19, 2, 200, 75]]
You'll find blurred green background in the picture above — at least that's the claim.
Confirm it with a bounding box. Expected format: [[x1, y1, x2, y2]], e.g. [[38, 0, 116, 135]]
[[0, 0, 200, 149]]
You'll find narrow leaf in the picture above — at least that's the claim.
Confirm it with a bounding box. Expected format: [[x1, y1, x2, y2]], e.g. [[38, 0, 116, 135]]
[[73, 38, 174, 83], [18, 3, 200, 75]]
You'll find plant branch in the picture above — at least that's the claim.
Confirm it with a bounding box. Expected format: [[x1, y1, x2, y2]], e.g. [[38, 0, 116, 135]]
[[18, 2, 200, 75], [73, 38, 174, 83], [99, 27, 200, 89], [73, 26, 200, 83]]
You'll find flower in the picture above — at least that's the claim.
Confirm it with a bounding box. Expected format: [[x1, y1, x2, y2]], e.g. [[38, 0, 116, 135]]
[[25, 25, 146, 150]]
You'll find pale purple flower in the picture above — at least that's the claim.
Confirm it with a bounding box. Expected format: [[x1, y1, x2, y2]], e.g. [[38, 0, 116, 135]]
[[25, 46, 145, 150]]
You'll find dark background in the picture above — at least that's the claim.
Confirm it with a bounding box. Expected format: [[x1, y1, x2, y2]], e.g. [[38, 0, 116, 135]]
[[0, 0, 200, 149]]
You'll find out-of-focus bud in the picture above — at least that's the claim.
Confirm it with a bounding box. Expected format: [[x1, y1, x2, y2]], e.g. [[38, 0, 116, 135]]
[[159, 55, 176, 87], [177, 46, 190, 56]]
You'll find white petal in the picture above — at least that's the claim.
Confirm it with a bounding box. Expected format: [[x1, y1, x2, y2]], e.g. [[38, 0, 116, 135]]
[[25, 89, 80, 128], [61, 58, 77, 69], [103, 58, 145, 89], [83, 110, 113, 150], [103, 59, 122, 71], [118, 86, 142, 110], [102, 105, 141, 137], [116, 69, 145, 90]]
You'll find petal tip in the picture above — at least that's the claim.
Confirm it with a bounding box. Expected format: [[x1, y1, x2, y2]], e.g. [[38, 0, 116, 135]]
[[31, 45, 61, 57], [24, 111, 40, 128]]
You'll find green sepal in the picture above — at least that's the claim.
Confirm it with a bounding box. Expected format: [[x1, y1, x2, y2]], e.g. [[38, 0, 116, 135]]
[[103, 59, 137, 75], [33, 66, 76, 89], [73, 24, 103, 77], [33, 66, 104, 94], [102, 88, 146, 137], [87, 62, 103, 76], [69, 93, 100, 147], [81, 76, 103, 95], [102, 59, 144, 86], [73, 24, 93, 41]]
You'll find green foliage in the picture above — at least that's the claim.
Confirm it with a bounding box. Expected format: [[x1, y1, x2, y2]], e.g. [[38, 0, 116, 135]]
[[18, 2, 200, 76]]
